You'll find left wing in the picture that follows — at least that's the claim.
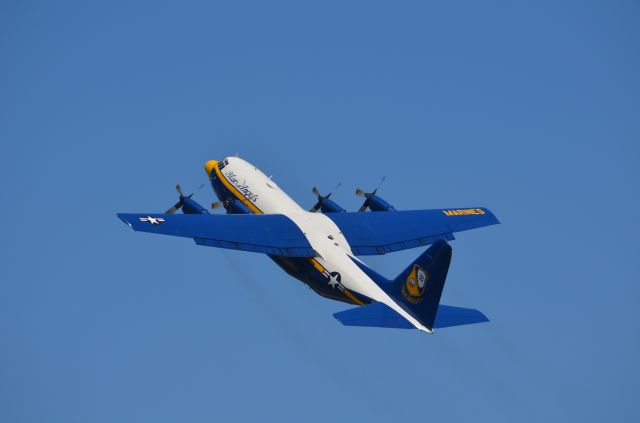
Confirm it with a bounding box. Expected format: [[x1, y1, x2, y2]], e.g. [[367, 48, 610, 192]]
[[327, 207, 499, 255], [117, 213, 316, 257]]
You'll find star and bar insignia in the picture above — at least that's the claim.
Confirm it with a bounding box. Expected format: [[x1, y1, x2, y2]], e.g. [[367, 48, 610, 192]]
[[138, 216, 165, 225]]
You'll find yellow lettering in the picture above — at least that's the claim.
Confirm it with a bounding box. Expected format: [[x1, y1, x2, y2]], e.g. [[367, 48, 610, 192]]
[[443, 208, 485, 216]]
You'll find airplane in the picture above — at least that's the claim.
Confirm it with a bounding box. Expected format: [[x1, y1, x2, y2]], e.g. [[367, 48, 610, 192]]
[[117, 157, 499, 333]]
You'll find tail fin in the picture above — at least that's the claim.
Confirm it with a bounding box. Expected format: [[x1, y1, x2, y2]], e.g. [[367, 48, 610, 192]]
[[390, 240, 452, 330], [346, 240, 488, 332]]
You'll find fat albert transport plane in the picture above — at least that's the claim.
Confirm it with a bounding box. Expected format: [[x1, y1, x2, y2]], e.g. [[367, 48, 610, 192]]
[[118, 157, 500, 333]]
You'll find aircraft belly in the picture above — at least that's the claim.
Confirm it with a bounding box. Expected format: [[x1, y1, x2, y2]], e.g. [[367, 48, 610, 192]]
[[314, 251, 384, 301], [269, 255, 372, 305]]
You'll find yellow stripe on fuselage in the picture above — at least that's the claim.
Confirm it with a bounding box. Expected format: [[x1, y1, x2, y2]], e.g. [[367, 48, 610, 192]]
[[310, 258, 325, 273], [212, 162, 263, 215], [309, 258, 364, 305], [342, 289, 365, 306]]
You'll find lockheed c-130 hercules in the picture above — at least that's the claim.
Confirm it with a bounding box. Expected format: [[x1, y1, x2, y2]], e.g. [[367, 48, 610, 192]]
[[118, 157, 499, 333]]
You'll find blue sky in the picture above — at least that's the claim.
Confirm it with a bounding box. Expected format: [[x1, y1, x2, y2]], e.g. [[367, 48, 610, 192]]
[[1, 1, 639, 421]]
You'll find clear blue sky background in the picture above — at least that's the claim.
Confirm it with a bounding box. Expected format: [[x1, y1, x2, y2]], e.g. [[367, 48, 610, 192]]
[[1, 1, 639, 422]]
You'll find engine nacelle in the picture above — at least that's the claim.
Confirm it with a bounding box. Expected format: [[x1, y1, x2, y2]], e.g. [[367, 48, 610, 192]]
[[356, 178, 396, 212], [165, 183, 210, 215], [310, 185, 346, 214], [365, 194, 396, 212], [317, 197, 346, 213], [181, 197, 210, 214]]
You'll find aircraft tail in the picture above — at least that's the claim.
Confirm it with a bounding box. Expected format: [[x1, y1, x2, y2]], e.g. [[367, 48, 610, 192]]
[[340, 240, 488, 331], [390, 240, 452, 330]]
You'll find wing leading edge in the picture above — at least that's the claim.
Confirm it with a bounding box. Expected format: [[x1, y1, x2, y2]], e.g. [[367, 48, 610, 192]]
[[117, 213, 316, 257], [327, 207, 499, 255]]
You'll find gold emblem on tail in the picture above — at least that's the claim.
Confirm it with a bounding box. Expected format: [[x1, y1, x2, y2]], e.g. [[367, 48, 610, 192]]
[[402, 264, 429, 304]]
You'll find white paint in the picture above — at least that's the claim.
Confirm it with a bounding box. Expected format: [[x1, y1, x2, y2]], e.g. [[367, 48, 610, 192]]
[[215, 157, 432, 333]]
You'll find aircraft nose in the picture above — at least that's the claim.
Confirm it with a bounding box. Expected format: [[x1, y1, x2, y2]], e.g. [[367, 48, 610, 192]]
[[204, 160, 218, 176]]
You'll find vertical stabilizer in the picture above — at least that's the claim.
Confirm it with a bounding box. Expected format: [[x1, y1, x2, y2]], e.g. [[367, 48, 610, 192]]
[[343, 241, 489, 331], [390, 240, 452, 330]]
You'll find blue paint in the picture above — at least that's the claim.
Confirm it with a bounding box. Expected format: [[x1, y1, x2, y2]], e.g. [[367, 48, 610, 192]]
[[328, 208, 499, 255], [4, 2, 638, 421]]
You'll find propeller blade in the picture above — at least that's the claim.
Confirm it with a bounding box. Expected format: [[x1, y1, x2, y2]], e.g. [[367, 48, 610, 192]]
[[176, 184, 184, 197], [358, 201, 369, 212], [309, 201, 322, 213], [211, 202, 223, 209], [165, 200, 183, 214], [183, 183, 206, 199], [373, 176, 386, 195], [325, 182, 341, 199], [355, 188, 366, 197], [312, 186, 320, 197]]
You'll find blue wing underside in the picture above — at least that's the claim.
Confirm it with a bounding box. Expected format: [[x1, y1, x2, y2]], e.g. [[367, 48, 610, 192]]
[[117, 207, 499, 257]]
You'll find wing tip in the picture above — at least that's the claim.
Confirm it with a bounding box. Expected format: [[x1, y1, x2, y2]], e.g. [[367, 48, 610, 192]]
[[116, 213, 134, 230], [480, 207, 500, 225]]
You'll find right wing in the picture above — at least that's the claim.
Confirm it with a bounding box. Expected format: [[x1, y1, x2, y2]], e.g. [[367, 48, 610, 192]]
[[327, 207, 499, 255], [117, 213, 316, 257]]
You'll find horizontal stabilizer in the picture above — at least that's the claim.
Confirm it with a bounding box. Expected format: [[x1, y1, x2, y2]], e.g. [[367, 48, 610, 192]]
[[333, 302, 414, 329], [433, 305, 489, 328], [333, 302, 489, 330]]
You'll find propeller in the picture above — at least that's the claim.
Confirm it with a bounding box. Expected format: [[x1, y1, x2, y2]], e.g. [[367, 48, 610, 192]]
[[355, 177, 386, 212], [165, 183, 205, 214], [309, 182, 342, 213]]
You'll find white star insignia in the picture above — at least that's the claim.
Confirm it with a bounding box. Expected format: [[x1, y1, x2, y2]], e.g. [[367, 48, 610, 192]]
[[138, 216, 165, 225], [327, 272, 340, 289]]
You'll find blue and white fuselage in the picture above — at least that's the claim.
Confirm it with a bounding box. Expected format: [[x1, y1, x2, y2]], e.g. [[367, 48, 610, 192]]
[[206, 157, 433, 331]]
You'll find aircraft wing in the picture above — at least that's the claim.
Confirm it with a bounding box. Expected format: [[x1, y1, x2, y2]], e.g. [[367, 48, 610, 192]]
[[117, 213, 316, 257], [327, 207, 499, 255]]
